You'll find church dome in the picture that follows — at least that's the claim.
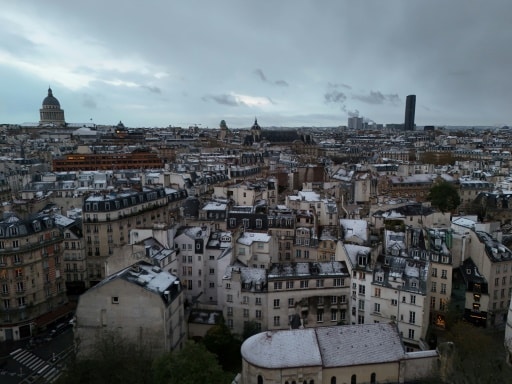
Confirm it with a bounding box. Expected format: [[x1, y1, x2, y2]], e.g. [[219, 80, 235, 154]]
[[42, 87, 60, 108]]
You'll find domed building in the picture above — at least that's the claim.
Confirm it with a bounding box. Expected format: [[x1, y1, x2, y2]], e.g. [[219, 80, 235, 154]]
[[39, 87, 66, 126]]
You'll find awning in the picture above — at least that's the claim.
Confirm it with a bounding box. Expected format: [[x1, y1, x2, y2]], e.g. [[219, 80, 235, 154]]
[[34, 301, 76, 328]]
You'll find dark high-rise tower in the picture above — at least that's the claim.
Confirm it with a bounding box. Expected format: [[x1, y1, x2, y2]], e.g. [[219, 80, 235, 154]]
[[404, 94, 416, 131]]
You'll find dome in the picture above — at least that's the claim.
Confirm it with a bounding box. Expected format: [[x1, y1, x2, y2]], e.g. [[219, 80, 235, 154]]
[[42, 87, 60, 107]]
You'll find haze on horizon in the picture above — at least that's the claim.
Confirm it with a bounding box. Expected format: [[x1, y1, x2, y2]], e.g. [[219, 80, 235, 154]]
[[0, 1, 511, 129]]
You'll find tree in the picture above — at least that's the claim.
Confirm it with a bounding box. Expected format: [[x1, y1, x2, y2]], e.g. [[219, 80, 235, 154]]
[[56, 331, 153, 384], [427, 181, 461, 213], [419, 322, 512, 384], [152, 341, 231, 384], [202, 322, 241, 373], [242, 320, 261, 341]]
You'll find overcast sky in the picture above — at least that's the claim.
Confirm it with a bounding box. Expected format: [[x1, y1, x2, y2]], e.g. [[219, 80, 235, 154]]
[[1, 1, 511, 128]]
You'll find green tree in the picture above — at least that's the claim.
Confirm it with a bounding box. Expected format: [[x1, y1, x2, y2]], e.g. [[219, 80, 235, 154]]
[[242, 320, 261, 341], [202, 322, 241, 373], [423, 323, 512, 384], [427, 181, 461, 213], [56, 332, 153, 384], [152, 340, 231, 384]]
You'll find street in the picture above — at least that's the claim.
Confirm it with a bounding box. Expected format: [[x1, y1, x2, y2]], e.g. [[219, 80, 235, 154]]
[[0, 327, 74, 384]]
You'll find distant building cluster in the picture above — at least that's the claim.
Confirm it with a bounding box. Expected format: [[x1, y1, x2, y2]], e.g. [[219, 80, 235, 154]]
[[1, 87, 512, 381]]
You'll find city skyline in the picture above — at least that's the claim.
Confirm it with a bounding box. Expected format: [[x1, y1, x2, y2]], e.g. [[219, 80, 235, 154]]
[[0, 1, 511, 128]]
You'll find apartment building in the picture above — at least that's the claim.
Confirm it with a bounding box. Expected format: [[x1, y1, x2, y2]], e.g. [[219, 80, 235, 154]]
[[74, 261, 185, 357], [425, 227, 454, 329], [222, 265, 267, 335], [56, 215, 87, 296], [0, 213, 68, 341], [221, 261, 350, 335], [267, 207, 296, 262], [340, 243, 375, 326], [266, 262, 350, 331], [82, 186, 181, 287], [235, 231, 273, 269], [371, 253, 429, 351], [173, 226, 210, 305]]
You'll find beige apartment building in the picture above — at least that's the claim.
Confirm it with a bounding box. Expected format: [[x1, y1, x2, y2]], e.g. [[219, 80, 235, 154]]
[[222, 261, 350, 336], [266, 262, 351, 331], [0, 213, 69, 341], [74, 261, 185, 357], [82, 187, 187, 286]]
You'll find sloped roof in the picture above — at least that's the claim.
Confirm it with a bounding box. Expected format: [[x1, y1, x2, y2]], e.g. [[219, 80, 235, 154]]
[[242, 324, 405, 369]]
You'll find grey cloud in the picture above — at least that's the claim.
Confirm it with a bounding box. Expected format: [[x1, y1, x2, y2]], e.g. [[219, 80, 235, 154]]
[[81, 94, 97, 109], [254, 69, 288, 87], [140, 85, 162, 94], [352, 91, 401, 105], [202, 94, 240, 107], [347, 109, 360, 118], [328, 82, 352, 90], [324, 90, 347, 105], [254, 69, 267, 82]]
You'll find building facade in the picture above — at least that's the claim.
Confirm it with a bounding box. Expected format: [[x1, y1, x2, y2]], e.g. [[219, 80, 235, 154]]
[[0, 214, 69, 341]]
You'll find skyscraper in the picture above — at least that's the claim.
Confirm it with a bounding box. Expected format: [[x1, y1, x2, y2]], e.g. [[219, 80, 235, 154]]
[[404, 94, 416, 131]]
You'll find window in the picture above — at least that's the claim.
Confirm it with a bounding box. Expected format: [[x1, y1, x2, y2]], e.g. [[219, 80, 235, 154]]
[[374, 288, 381, 297], [318, 296, 324, 305], [391, 299, 398, 306], [274, 282, 283, 290], [300, 280, 309, 288], [255, 297, 262, 305], [358, 285, 365, 295], [410, 295, 416, 304], [331, 296, 337, 304], [256, 310, 262, 319], [256, 219, 262, 228], [317, 309, 324, 322], [431, 282, 437, 292], [441, 283, 447, 295], [227, 319, 233, 329], [288, 298, 294, 307], [316, 279, 324, 288], [358, 300, 364, 310], [273, 299, 280, 308], [431, 267, 438, 277], [209, 268, 215, 275], [340, 295, 346, 304], [243, 308, 249, 318], [374, 303, 380, 313], [333, 278, 344, 287], [408, 329, 415, 339], [409, 311, 416, 324], [331, 377, 337, 384], [441, 269, 447, 279], [18, 297, 26, 307], [227, 294, 233, 302], [227, 307, 233, 316], [331, 309, 337, 322], [286, 281, 294, 289], [243, 296, 249, 304], [370, 373, 376, 384], [273, 316, 280, 326], [112, 296, 119, 304]]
